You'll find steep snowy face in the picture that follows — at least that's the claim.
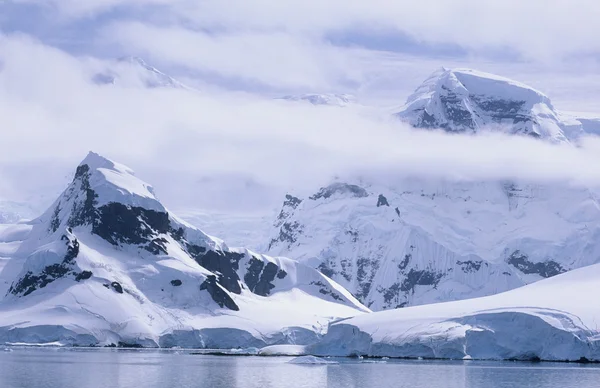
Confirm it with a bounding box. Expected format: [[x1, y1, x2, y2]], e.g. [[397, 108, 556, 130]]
[[92, 56, 191, 90], [267, 180, 600, 311], [395, 68, 569, 142], [279, 94, 355, 107], [0, 152, 367, 347]]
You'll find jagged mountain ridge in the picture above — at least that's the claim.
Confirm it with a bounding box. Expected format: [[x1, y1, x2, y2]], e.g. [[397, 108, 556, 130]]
[[0, 152, 367, 347], [395, 67, 574, 142]]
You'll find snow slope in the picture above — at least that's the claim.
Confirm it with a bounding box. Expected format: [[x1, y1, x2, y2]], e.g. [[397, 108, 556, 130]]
[[0, 152, 368, 347], [395, 68, 572, 142], [311, 262, 600, 361]]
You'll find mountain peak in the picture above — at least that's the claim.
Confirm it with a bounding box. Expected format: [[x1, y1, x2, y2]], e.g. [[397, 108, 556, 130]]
[[93, 57, 191, 90], [74, 151, 160, 211], [396, 68, 567, 142], [279, 93, 355, 107]]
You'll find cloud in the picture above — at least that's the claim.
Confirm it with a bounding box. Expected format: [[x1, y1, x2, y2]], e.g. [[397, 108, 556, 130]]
[[2, 34, 600, 215], [11, 0, 600, 62], [101, 22, 362, 91]]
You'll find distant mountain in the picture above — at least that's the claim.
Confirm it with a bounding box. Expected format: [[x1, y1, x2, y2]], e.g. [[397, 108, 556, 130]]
[[0, 152, 367, 347], [278, 93, 355, 107], [92, 56, 192, 90], [395, 67, 572, 142]]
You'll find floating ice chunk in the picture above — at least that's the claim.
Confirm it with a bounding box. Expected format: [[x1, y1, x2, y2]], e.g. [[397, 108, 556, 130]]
[[288, 355, 338, 364], [259, 344, 306, 356]]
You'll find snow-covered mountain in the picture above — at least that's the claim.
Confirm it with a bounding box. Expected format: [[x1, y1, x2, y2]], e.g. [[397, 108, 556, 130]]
[[92, 56, 191, 90], [267, 180, 600, 311], [311, 260, 600, 361], [0, 152, 367, 347], [266, 68, 600, 311], [395, 67, 576, 142], [279, 94, 355, 107]]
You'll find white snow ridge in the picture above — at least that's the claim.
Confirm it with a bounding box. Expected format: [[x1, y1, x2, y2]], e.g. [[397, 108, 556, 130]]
[[0, 152, 367, 348]]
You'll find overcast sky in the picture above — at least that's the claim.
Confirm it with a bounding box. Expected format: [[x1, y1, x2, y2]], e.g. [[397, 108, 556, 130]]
[[1, 1, 600, 218]]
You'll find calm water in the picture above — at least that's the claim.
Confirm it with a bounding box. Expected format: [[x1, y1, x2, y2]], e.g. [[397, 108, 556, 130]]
[[1, 348, 599, 388]]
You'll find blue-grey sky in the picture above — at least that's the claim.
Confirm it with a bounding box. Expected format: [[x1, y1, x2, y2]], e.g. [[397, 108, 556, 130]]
[[2, 0, 600, 101]]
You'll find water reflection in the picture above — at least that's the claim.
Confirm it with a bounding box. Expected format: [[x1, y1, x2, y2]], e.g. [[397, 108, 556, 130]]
[[0, 348, 599, 388]]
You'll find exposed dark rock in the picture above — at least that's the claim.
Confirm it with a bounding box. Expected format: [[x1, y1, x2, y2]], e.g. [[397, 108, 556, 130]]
[[243, 258, 280, 297], [9, 235, 81, 297], [170, 279, 182, 287], [398, 254, 411, 271], [169, 226, 185, 242], [395, 207, 401, 217], [318, 263, 335, 278], [269, 221, 303, 249], [75, 271, 93, 281], [111, 281, 123, 294], [49, 205, 61, 233], [117, 342, 143, 348], [200, 275, 239, 311], [340, 258, 353, 282], [144, 237, 168, 255], [195, 250, 244, 294], [309, 183, 368, 200], [93, 203, 169, 248], [274, 194, 303, 225], [382, 282, 403, 308], [67, 164, 99, 228], [345, 229, 359, 243], [283, 194, 302, 208], [507, 250, 565, 278], [400, 269, 444, 294], [356, 257, 380, 300], [470, 96, 528, 128], [456, 260, 486, 273], [310, 280, 343, 301], [377, 194, 390, 207], [184, 243, 207, 260], [437, 86, 476, 131], [276, 269, 287, 279]]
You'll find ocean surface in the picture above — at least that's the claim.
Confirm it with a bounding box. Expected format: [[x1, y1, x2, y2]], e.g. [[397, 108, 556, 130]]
[[1, 348, 599, 388]]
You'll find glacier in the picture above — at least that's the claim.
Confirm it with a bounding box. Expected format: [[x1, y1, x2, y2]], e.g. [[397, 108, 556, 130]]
[[310, 262, 600, 361]]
